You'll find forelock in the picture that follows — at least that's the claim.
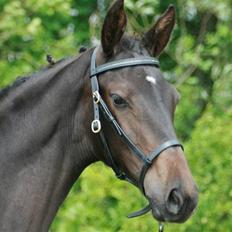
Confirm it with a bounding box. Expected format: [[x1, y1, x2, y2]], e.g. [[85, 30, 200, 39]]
[[116, 34, 146, 55]]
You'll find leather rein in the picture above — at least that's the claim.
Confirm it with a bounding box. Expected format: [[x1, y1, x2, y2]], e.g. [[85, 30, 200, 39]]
[[89, 47, 183, 229]]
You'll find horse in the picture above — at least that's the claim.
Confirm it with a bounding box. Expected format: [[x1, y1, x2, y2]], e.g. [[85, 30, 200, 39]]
[[0, 0, 198, 231]]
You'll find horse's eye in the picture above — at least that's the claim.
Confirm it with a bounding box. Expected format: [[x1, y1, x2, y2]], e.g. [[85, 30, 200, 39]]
[[111, 94, 128, 108]]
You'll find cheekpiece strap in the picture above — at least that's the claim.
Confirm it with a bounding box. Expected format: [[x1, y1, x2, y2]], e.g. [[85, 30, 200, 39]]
[[90, 48, 101, 133]]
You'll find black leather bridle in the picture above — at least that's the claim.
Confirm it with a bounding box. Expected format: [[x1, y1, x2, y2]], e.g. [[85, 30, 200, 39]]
[[90, 47, 183, 222]]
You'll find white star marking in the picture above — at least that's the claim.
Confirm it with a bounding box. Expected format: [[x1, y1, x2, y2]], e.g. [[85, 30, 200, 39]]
[[146, 76, 157, 85]]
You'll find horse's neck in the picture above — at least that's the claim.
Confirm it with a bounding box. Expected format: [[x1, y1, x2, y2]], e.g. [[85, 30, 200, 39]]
[[0, 50, 97, 231]]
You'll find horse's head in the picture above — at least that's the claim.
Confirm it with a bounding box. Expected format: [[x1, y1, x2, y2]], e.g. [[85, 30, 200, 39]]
[[94, 0, 198, 223]]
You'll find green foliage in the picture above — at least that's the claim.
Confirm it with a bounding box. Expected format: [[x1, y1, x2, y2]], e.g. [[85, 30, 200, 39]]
[[182, 108, 232, 231], [0, 0, 96, 86], [50, 163, 153, 232], [0, 0, 231, 231]]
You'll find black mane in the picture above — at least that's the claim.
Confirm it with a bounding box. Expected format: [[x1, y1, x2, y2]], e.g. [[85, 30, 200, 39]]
[[0, 76, 30, 99], [0, 57, 68, 99], [0, 38, 138, 100]]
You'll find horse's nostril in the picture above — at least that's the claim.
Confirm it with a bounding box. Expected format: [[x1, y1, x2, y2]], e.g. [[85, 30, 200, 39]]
[[166, 189, 183, 215]]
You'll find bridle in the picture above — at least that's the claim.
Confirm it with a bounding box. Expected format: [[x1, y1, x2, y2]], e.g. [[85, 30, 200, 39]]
[[90, 47, 183, 230], [89, 47, 183, 230]]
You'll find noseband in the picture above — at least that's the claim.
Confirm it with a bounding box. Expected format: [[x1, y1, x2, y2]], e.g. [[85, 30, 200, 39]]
[[89, 47, 183, 221]]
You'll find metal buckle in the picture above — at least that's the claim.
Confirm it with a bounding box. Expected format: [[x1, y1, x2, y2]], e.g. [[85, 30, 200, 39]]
[[159, 223, 164, 232], [91, 119, 101, 133], [93, 91, 100, 104]]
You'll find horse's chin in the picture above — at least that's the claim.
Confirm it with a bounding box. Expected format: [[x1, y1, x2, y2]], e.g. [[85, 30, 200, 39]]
[[151, 204, 165, 222]]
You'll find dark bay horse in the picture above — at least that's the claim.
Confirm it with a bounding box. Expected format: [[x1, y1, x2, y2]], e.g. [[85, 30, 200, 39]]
[[0, 0, 198, 231]]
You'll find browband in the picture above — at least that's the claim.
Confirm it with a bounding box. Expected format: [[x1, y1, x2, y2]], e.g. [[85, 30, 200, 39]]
[[90, 57, 160, 77]]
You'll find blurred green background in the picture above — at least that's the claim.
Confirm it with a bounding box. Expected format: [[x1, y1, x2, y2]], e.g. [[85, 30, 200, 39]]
[[0, 0, 231, 231]]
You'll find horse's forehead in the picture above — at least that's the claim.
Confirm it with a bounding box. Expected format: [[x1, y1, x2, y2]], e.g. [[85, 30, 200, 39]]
[[101, 50, 165, 90], [121, 66, 174, 101], [124, 65, 163, 86]]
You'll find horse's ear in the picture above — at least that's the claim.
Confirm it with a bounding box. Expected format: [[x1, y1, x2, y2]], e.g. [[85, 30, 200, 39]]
[[143, 5, 175, 57], [101, 0, 127, 57]]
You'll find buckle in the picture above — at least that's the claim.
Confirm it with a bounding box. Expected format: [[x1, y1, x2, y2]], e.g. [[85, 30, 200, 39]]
[[91, 119, 101, 133], [93, 91, 100, 104], [159, 223, 164, 232]]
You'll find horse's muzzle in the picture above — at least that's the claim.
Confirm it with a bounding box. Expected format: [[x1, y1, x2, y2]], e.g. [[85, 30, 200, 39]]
[[150, 185, 199, 223]]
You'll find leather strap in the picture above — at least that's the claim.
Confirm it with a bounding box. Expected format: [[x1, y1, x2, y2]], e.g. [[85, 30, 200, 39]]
[[90, 48, 101, 133], [90, 58, 159, 77], [127, 204, 151, 218], [99, 98, 148, 164], [139, 140, 184, 193]]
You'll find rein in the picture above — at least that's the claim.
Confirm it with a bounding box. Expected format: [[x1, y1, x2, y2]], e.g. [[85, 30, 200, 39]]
[[89, 47, 183, 231]]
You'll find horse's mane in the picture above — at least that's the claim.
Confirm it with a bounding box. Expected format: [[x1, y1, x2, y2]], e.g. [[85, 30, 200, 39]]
[[0, 38, 140, 100], [0, 57, 71, 99], [0, 44, 92, 100]]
